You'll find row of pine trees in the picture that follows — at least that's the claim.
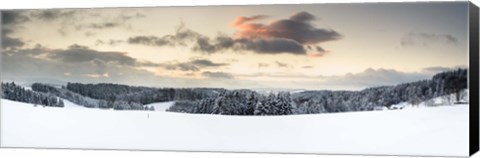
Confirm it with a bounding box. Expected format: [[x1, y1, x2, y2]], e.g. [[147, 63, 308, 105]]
[[0, 69, 468, 115], [1, 82, 64, 107]]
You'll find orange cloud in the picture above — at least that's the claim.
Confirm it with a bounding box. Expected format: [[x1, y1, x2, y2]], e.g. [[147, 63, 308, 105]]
[[230, 12, 341, 45], [231, 15, 268, 27]]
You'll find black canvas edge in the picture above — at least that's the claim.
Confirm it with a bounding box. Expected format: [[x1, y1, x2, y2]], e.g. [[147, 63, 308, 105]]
[[469, 1, 480, 157], [0, 10, 4, 148]]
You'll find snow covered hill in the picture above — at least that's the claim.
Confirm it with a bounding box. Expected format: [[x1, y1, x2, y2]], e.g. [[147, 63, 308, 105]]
[[389, 89, 469, 110], [62, 99, 88, 109], [144, 101, 175, 111], [0, 99, 469, 157]]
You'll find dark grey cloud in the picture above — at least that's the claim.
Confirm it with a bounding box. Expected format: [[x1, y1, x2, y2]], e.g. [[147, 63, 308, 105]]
[[127, 24, 200, 47], [202, 71, 234, 79], [2, 11, 30, 25], [2, 36, 25, 49], [401, 32, 458, 47], [192, 35, 306, 55], [162, 59, 228, 72], [237, 38, 306, 54], [289, 11, 316, 22], [2, 11, 30, 50]]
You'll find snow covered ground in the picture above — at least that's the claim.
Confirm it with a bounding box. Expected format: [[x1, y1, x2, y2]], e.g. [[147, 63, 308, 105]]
[[62, 99, 88, 109], [390, 89, 469, 110], [0, 99, 469, 157], [144, 101, 175, 112]]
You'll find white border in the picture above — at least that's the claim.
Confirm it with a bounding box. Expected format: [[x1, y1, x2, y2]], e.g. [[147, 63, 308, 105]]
[[0, 0, 472, 9], [0, 0, 479, 158]]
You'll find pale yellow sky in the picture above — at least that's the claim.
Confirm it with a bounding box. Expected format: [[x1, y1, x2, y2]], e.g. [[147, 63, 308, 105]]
[[2, 2, 470, 90]]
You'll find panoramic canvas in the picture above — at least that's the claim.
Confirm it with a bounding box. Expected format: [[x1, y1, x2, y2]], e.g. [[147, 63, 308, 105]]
[[0, 2, 477, 157]]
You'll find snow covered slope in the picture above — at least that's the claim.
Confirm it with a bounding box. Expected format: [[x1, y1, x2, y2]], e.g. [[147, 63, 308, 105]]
[[62, 99, 88, 109], [144, 101, 175, 112], [0, 99, 469, 157], [390, 89, 469, 109]]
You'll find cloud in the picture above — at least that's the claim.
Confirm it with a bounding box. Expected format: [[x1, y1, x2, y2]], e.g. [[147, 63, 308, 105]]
[[326, 68, 433, 88], [314, 46, 326, 53], [25, 10, 146, 37], [2, 36, 25, 49], [2, 11, 30, 50], [239, 67, 451, 90], [422, 66, 467, 73], [128, 36, 172, 46], [236, 38, 306, 54], [87, 22, 121, 29], [125, 12, 340, 56], [401, 32, 458, 47], [2, 11, 30, 26], [46, 44, 138, 66], [289, 11, 316, 22], [232, 11, 341, 45], [202, 71, 234, 79], [162, 59, 228, 72], [192, 35, 306, 54], [1, 45, 173, 87], [95, 39, 124, 46], [29, 10, 76, 21], [231, 15, 268, 26], [127, 24, 200, 47], [3, 44, 157, 68], [275, 61, 291, 68], [1, 45, 238, 89], [164, 63, 200, 72], [190, 59, 228, 67]]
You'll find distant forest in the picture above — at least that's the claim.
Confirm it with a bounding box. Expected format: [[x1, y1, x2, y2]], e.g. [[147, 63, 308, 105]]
[[0, 69, 468, 115]]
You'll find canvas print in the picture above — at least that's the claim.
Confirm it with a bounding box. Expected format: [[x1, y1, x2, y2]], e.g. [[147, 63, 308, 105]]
[[0, 2, 477, 157]]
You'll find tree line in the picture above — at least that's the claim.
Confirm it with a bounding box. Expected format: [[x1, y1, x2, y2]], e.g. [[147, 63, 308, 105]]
[[166, 69, 468, 115], [1, 69, 468, 114], [1, 82, 64, 107]]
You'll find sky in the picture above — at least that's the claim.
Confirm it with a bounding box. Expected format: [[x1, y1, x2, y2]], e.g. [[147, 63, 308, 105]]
[[0, 2, 470, 90]]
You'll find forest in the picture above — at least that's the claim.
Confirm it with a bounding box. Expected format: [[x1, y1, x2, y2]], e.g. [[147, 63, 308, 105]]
[[0, 68, 468, 115]]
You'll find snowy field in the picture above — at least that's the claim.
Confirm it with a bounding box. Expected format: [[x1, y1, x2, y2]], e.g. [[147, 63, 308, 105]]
[[144, 101, 176, 111], [0, 99, 469, 157]]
